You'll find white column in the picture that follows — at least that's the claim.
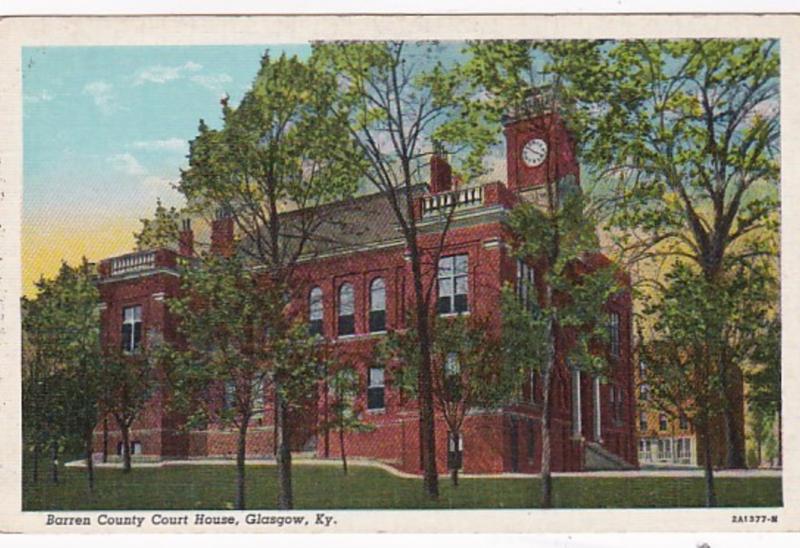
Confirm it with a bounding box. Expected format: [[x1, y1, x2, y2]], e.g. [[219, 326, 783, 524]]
[[593, 376, 602, 442], [572, 368, 582, 438]]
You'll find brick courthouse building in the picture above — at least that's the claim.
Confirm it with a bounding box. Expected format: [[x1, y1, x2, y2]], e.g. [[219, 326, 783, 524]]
[[93, 109, 638, 474]]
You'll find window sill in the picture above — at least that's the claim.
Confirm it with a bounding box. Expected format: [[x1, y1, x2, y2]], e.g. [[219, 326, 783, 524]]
[[366, 408, 386, 415]]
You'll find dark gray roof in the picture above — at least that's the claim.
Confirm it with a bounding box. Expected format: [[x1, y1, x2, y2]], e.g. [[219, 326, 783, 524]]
[[242, 185, 426, 262]]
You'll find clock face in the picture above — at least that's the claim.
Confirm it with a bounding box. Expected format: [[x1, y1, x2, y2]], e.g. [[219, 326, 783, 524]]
[[522, 138, 548, 168]]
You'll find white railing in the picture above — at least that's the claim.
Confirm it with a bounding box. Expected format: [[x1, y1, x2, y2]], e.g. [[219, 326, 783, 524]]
[[422, 186, 483, 217], [110, 251, 156, 276]]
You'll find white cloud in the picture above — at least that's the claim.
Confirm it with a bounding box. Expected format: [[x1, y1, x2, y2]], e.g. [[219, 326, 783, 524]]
[[134, 61, 203, 85], [132, 138, 188, 153], [83, 80, 117, 114], [108, 153, 146, 176], [190, 73, 233, 92], [24, 89, 54, 103]]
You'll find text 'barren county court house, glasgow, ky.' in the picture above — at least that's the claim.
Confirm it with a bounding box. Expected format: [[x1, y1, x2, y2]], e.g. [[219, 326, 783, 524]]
[[93, 107, 638, 475]]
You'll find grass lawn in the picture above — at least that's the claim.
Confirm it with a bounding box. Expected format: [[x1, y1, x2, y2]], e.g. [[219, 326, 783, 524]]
[[23, 463, 782, 511]]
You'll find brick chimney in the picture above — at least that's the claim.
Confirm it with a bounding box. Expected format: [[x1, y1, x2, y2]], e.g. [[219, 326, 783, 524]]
[[211, 207, 234, 257], [430, 153, 453, 194], [178, 218, 194, 257]]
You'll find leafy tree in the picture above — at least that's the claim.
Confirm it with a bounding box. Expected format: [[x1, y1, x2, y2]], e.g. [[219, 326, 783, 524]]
[[98, 348, 158, 473], [501, 187, 618, 508], [381, 314, 508, 486], [168, 251, 277, 510], [747, 316, 781, 466], [169, 250, 322, 510], [313, 41, 495, 499], [21, 260, 102, 490], [179, 51, 360, 509], [319, 365, 374, 475], [535, 39, 780, 468], [134, 198, 183, 251]]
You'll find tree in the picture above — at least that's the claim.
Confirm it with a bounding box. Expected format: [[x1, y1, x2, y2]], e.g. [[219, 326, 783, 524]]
[[168, 251, 279, 510], [179, 51, 360, 509], [537, 39, 780, 468], [98, 348, 158, 473], [134, 198, 183, 251], [381, 314, 508, 486], [747, 316, 781, 466], [319, 365, 374, 475], [501, 186, 618, 508], [640, 263, 726, 506], [21, 260, 103, 491], [313, 41, 495, 498]]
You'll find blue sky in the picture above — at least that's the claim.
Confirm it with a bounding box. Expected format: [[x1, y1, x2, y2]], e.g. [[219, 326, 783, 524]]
[[21, 45, 312, 293]]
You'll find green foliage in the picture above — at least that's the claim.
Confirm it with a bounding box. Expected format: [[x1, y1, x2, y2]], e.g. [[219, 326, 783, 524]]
[[98, 348, 158, 432], [502, 190, 619, 379], [134, 198, 182, 251], [320, 365, 374, 435], [167, 251, 321, 429], [312, 41, 496, 220], [21, 259, 103, 465], [179, 51, 361, 271], [378, 314, 510, 431]]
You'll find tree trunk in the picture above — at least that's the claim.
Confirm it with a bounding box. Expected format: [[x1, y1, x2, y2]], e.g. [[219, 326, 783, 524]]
[[102, 416, 109, 463], [235, 420, 248, 510], [323, 380, 330, 459], [450, 431, 459, 487], [540, 310, 556, 509], [723, 401, 746, 469], [121, 424, 132, 473], [756, 435, 762, 468], [276, 395, 293, 509], [339, 427, 348, 476], [411, 254, 439, 500], [50, 442, 59, 484], [32, 442, 40, 484], [540, 366, 553, 509], [85, 434, 95, 492], [702, 420, 717, 507]]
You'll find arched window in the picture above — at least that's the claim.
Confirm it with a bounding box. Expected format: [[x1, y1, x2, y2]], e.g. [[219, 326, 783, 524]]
[[338, 283, 355, 336], [369, 278, 386, 332], [309, 287, 323, 336]]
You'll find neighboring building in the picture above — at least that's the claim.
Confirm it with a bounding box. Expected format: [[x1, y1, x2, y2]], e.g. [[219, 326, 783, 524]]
[[93, 108, 638, 474]]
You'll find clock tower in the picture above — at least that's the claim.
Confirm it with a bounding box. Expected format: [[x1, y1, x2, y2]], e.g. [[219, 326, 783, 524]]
[[503, 109, 580, 194]]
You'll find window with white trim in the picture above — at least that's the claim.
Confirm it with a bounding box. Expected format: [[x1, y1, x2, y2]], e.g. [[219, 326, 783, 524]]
[[367, 367, 385, 410], [121, 305, 143, 354], [338, 283, 355, 336], [608, 312, 621, 359], [437, 255, 468, 314], [516, 258, 536, 312], [369, 278, 386, 332], [639, 411, 648, 431], [658, 413, 668, 431], [309, 287, 324, 337]]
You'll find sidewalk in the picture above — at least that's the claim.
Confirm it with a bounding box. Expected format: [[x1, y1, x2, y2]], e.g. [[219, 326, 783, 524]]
[[64, 456, 782, 479]]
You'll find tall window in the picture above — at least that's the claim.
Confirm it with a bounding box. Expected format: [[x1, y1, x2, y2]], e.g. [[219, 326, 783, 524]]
[[338, 283, 355, 336], [367, 367, 385, 410], [437, 254, 469, 314], [223, 380, 236, 411], [639, 360, 650, 400], [659, 413, 668, 431], [369, 278, 386, 332], [516, 258, 536, 311], [639, 411, 648, 431], [679, 413, 689, 430], [608, 312, 621, 359], [309, 287, 324, 336], [121, 305, 142, 354]]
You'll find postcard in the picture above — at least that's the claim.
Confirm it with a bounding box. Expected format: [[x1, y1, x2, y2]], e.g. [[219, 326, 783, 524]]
[[0, 14, 796, 533]]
